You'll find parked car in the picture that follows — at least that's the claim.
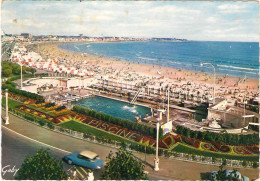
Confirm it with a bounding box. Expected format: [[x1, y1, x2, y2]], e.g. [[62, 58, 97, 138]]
[[224, 170, 242, 180], [210, 170, 249, 181], [63, 150, 104, 170], [209, 171, 218, 181]]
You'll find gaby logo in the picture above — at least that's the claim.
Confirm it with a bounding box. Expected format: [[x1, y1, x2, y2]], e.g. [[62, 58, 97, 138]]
[[2, 165, 19, 176]]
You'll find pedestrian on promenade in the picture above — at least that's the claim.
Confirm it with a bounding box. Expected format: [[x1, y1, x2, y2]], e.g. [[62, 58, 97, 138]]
[[73, 168, 77, 180]]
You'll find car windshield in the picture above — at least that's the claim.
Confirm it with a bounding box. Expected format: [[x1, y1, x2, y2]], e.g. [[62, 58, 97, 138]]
[[77, 155, 91, 161]]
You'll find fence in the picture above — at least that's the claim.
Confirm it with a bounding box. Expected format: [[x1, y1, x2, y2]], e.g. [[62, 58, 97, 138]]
[[5, 107, 259, 169]]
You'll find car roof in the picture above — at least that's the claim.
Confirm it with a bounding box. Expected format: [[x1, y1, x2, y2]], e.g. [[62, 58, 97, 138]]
[[79, 150, 98, 159], [224, 170, 241, 177]]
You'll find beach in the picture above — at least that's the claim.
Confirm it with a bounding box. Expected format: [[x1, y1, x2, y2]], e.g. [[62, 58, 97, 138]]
[[31, 42, 258, 94]]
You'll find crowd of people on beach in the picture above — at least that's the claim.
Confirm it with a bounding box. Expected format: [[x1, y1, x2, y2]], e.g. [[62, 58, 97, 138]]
[[10, 42, 259, 108]]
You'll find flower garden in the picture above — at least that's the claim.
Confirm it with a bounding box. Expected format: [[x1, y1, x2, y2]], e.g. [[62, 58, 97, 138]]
[[3, 90, 259, 159], [2, 91, 29, 103], [14, 101, 260, 156], [159, 134, 259, 156]]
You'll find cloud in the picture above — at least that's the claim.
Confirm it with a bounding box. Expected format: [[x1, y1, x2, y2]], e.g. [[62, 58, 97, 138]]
[[217, 3, 250, 13], [1, 1, 258, 41]]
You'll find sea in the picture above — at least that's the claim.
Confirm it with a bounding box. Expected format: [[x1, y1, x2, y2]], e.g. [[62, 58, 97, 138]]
[[59, 41, 259, 79]]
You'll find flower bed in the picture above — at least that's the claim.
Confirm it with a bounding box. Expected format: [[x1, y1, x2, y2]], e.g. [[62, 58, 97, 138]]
[[178, 135, 256, 155], [2, 91, 28, 102], [52, 108, 70, 115], [211, 142, 231, 153], [77, 117, 157, 146], [45, 105, 59, 111], [245, 145, 259, 154], [14, 103, 260, 155], [16, 105, 57, 124], [233, 146, 252, 155], [159, 135, 181, 149], [200, 142, 217, 152], [181, 136, 200, 148]]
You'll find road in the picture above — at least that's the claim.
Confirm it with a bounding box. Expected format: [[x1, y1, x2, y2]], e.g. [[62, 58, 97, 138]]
[[1, 127, 102, 180], [2, 110, 259, 180]]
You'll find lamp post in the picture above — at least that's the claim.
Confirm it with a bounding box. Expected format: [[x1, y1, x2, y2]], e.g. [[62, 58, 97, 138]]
[[243, 75, 247, 125], [200, 63, 216, 104], [20, 63, 23, 89], [5, 89, 9, 125], [167, 86, 170, 123], [154, 122, 159, 171]]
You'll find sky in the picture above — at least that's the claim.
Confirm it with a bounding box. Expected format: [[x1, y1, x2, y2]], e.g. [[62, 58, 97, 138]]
[[1, 1, 259, 42]]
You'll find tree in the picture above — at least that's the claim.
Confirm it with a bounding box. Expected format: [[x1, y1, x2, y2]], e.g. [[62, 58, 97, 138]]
[[15, 148, 68, 180], [2, 68, 12, 77], [100, 147, 148, 180], [216, 165, 226, 180]]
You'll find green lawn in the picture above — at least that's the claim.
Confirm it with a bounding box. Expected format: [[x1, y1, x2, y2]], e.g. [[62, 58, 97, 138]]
[[59, 120, 133, 143], [172, 143, 259, 162], [2, 97, 22, 109]]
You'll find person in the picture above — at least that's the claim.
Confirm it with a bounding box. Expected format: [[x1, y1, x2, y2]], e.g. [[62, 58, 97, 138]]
[[73, 169, 77, 180]]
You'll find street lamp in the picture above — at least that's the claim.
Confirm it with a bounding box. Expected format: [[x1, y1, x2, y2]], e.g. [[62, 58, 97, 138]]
[[5, 89, 9, 125], [239, 75, 247, 125], [20, 63, 23, 89], [154, 122, 159, 171], [167, 85, 170, 123], [200, 63, 216, 104]]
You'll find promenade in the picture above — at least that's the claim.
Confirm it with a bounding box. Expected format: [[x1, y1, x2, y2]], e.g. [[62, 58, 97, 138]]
[[2, 110, 259, 180]]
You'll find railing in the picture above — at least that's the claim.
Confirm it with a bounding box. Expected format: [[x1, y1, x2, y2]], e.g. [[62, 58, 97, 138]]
[[5, 107, 259, 169], [130, 88, 142, 104]]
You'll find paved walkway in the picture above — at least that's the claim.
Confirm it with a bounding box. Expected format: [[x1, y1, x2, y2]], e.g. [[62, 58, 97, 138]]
[[2, 110, 259, 180]]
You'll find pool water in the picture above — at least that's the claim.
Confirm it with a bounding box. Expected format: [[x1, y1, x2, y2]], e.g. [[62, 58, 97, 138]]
[[75, 96, 151, 121]]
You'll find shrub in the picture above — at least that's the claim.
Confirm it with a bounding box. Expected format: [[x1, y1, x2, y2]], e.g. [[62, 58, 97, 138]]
[[38, 120, 45, 126], [2, 84, 44, 100], [212, 157, 216, 163], [176, 125, 259, 145], [253, 162, 258, 168], [56, 105, 66, 111], [191, 154, 196, 161], [35, 99, 45, 104], [242, 160, 247, 167], [45, 103, 55, 108], [47, 122, 54, 129]]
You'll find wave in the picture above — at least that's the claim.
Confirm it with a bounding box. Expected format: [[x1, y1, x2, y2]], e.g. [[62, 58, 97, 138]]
[[137, 56, 158, 61], [168, 61, 181, 65], [217, 64, 258, 72], [74, 45, 80, 51], [218, 68, 258, 75]]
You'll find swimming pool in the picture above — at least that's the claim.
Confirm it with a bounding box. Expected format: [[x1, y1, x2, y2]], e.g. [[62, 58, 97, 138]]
[[75, 96, 151, 121]]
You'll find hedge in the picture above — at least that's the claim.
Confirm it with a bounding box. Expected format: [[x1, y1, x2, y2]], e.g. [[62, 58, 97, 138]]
[[8, 73, 49, 81], [1, 84, 44, 101], [72, 105, 163, 139], [176, 125, 259, 145]]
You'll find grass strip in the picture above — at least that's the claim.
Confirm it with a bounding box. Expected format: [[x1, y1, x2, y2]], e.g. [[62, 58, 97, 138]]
[[2, 97, 23, 109]]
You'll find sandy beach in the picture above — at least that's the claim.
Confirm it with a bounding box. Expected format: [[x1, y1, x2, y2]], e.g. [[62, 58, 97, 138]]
[[32, 42, 258, 94]]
